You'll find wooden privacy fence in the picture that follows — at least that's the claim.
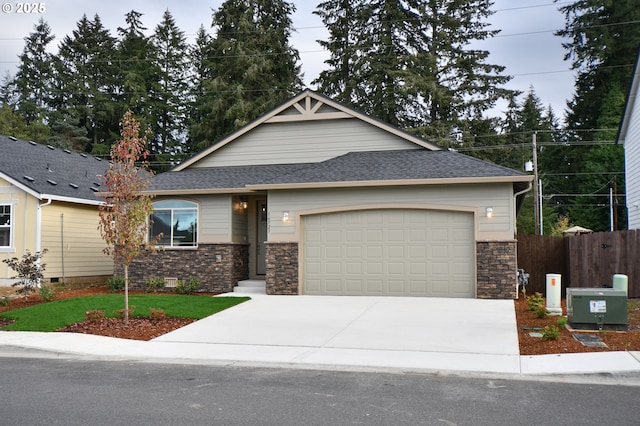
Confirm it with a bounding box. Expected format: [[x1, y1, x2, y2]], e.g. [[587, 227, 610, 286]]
[[516, 230, 640, 298]]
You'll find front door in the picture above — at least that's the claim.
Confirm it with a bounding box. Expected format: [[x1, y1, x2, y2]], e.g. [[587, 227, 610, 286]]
[[256, 201, 267, 275]]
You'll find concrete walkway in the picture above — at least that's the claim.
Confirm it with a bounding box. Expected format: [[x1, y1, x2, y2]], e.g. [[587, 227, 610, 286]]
[[1, 295, 640, 383]]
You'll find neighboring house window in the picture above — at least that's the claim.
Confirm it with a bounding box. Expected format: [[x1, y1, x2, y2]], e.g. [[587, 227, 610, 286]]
[[0, 204, 11, 248], [149, 200, 198, 247]]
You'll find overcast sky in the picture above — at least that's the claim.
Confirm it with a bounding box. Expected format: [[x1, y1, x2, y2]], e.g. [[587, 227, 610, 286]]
[[0, 0, 576, 120]]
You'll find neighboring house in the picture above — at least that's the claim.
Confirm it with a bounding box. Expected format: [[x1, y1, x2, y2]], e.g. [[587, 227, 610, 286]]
[[0, 135, 113, 286], [617, 50, 640, 230], [130, 90, 532, 299]]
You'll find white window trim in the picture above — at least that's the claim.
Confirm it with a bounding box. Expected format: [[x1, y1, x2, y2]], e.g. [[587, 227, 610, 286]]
[[0, 200, 16, 252], [149, 200, 199, 249]]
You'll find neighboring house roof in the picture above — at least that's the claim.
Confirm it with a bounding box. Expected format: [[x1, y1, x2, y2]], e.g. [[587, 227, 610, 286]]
[[0, 135, 108, 205], [149, 150, 530, 195], [173, 89, 443, 171], [617, 49, 640, 146]]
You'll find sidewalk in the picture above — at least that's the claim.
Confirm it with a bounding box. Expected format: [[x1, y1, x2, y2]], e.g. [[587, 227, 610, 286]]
[[1, 295, 640, 384]]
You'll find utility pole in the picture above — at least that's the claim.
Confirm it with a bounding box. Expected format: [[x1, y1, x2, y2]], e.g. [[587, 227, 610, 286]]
[[532, 132, 540, 235]]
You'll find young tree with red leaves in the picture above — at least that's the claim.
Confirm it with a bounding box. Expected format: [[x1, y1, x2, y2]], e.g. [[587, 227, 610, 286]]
[[98, 110, 154, 323]]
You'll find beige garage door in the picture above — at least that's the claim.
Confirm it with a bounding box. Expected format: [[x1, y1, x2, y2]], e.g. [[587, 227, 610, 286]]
[[302, 209, 475, 297]]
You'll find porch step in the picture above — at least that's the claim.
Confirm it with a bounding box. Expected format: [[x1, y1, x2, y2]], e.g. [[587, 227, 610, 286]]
[[233, 279, 266, 295]]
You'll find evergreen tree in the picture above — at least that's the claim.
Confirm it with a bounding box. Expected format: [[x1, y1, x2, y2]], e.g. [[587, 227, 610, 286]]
[[185, 25, 212, 154], [189, 0, 303, 150], [556, 0, 637, 230], [48, 114, 90, 151], [116, 11, 162, 126], [314, 0, 511, 133], [150, 9, 190, 167], [12, 18, 55, 125], [55, 14, 120, 151]]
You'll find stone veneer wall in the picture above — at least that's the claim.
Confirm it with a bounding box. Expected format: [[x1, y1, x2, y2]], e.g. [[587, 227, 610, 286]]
[[118, 244, 249, 293], [476, 240, 517, 299], [265, 242, 298, 295]]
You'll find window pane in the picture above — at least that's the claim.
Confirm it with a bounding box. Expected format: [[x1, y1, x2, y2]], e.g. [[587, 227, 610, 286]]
[[0, 205, 10, 226], [173, 210, 197, 246], [149, 211, 172, 245], [0, 229, 9, 247]]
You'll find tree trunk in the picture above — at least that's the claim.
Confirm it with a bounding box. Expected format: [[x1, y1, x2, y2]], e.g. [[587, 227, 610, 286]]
[[124, 264, 129, 324]]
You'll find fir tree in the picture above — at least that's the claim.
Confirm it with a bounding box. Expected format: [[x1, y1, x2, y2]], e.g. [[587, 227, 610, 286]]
[[12, 18, 55, 125], [189, 0, 303, 150], [150, 9, 190, 167], [55, 14, 120, 151], [314, 0, 511, 132], [555, 0, 637, 230]]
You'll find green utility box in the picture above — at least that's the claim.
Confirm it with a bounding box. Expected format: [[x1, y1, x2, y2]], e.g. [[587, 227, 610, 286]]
[[566, 288, 628, 330]]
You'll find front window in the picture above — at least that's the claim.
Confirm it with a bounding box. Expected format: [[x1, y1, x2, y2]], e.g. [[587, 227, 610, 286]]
[[149, 200, 198, 247], [0, 204, 11, 248]]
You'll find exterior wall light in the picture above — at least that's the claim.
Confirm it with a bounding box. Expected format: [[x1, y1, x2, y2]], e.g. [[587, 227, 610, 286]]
[[282, 211, 290, 222], [486, 207, 493, 218]]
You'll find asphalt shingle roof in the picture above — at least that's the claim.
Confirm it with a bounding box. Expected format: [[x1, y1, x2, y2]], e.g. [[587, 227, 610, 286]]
[[0, 135, 109, 203], [149, 149, 527, 191]]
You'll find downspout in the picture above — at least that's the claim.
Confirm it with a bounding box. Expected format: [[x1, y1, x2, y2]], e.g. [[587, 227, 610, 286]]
[[36, 198, 52, 285], [61, 213, 65, 284]]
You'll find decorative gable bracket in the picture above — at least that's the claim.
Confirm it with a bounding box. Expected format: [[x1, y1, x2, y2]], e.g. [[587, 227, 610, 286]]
[[265, 95, 352, 123]]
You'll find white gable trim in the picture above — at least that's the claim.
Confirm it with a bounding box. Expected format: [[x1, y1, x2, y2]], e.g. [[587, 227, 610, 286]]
[[0, 172, 103, 206], [618, 50, 640, 146], [175, 90, 442, 171]]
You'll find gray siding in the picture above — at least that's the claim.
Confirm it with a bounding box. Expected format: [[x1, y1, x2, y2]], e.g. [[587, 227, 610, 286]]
[[267, 184, 515, 242], [191, 119, 421, 168]]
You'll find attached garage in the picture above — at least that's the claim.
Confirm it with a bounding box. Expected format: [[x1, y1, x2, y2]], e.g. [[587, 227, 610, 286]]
[[302, 209, 476, 297]]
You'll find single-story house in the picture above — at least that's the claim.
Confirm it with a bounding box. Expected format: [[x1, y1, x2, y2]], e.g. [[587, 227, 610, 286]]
[[0, 135, 113, 286], [129, 90, 532, 299], [617, 49, 640, 230]]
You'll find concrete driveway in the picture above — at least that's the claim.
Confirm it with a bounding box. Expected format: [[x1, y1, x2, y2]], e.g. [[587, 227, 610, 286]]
[[154, 295, 519, 356]]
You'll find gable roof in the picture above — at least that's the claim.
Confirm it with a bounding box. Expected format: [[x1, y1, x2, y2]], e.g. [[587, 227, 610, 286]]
[[617, 49, 640, 146], [174, 89, 443, 171], [149, 150, 531, 195], [0, 135, 108, 205]]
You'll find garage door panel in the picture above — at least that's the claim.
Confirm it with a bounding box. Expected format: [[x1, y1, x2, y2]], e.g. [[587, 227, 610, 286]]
[[303, 209, 475, 297]]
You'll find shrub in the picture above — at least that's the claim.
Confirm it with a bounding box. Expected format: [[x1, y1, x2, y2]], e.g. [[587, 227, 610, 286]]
[[542, 325, 561, 341], [527, 292, 545, 311], [113, 307, 135, 319], [145, 277, 165, 293], [0, 296, 10, 307], [175, 277, 200, 295], [149, 308, 166, 320], [2, 249, 48, 295], [85, 309, 106, 322], [107, 275, 125, 293], [534, 304, 549, 319], [39, 286, 55, 302], [557, 317, 568, 327]]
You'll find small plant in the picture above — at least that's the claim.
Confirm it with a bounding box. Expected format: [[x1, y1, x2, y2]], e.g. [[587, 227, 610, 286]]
[[556, 317, 568, 327], [0, 296, 10, 307], [149, 308, 166, 320], [175, 276, 200, 295], [534, 304, 549, 319], [527, 292, 545, 311], [145, 276, 166, 293], [542, 325, 561, 341], [38, 285, 56, 302], [85, 309, 106, 322], [2, 249, 48, 295], [107, 275, 125, 293], [113, 307, 135, 319]]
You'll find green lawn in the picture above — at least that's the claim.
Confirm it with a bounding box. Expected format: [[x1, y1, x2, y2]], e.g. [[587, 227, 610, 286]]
[[0, 295, 250, 332]]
